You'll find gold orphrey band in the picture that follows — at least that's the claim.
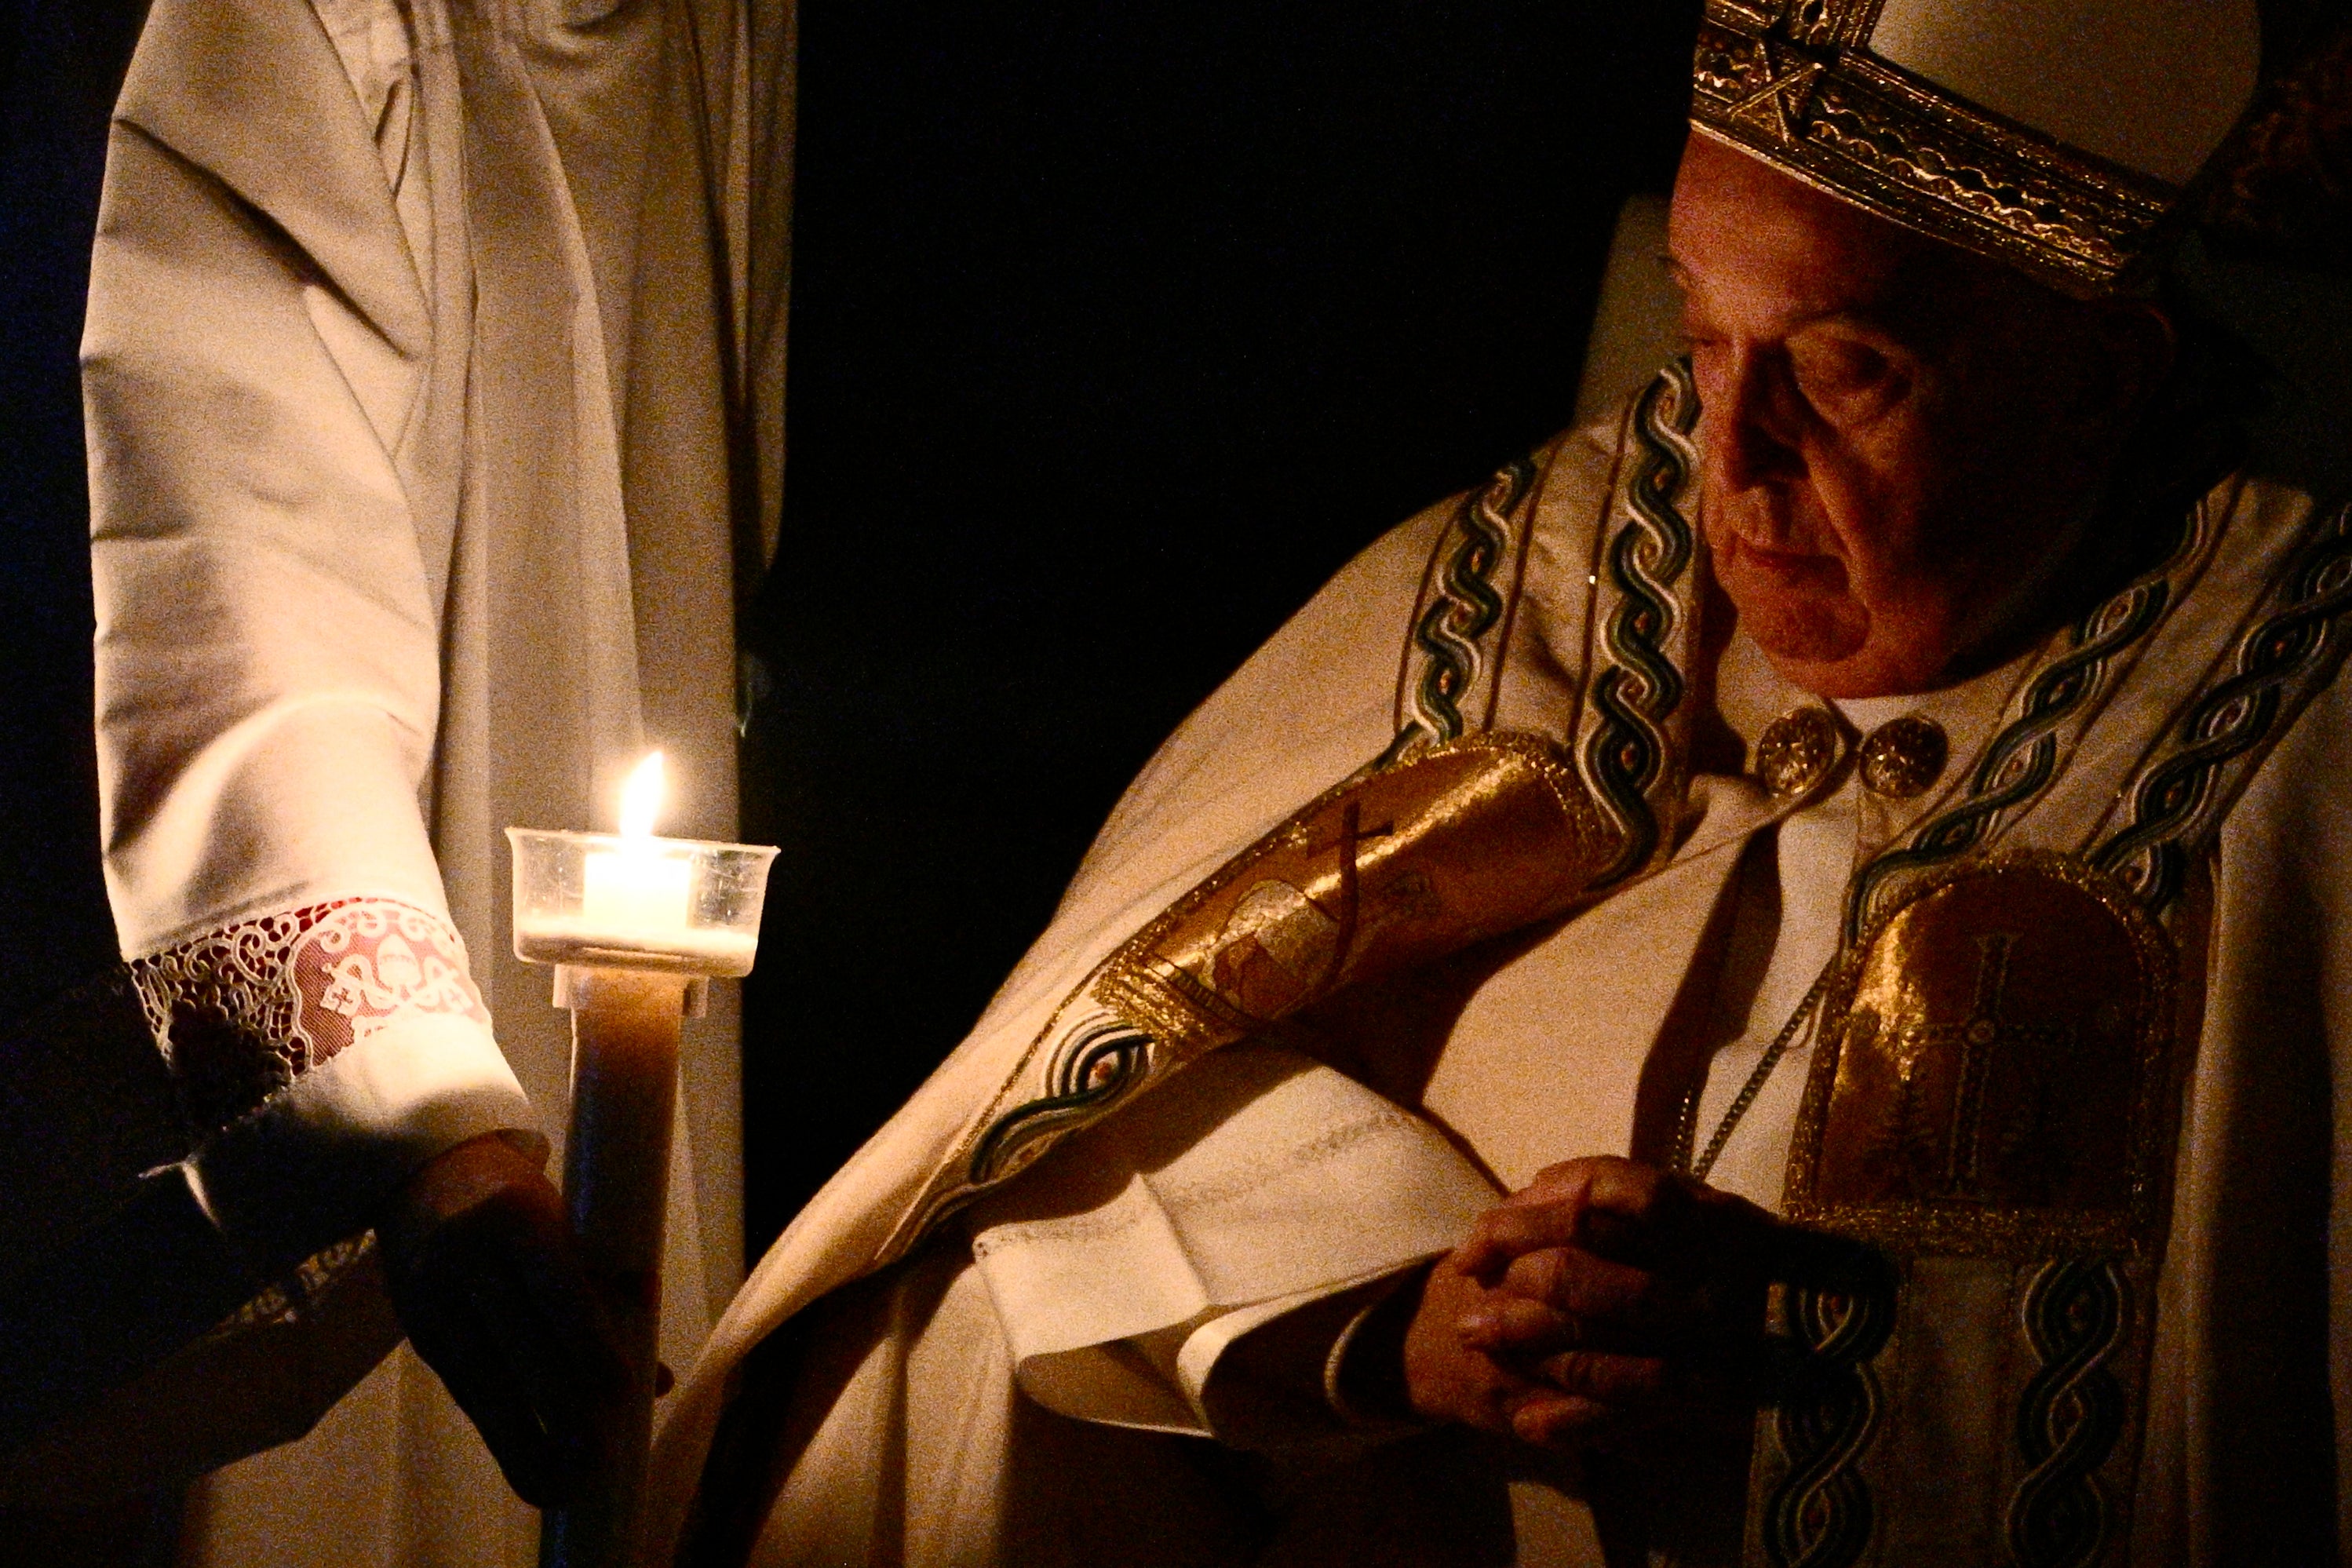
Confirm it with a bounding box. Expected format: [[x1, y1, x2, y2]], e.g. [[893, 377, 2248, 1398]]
[[1689, 0, 2178, 297]]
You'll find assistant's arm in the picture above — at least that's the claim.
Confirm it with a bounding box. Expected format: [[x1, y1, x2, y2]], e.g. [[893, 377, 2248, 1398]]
[[82, 1, 616, 1500], [87, 0, 530, 1278]]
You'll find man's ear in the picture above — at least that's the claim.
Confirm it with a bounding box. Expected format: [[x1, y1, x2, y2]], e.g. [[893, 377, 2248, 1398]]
[[2083, 299, 2177, 430]]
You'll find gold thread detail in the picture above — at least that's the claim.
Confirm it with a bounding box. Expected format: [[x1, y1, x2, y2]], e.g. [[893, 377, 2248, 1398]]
[[1690, 1, 2179, 295], [1783, 850, 2181, 1260]]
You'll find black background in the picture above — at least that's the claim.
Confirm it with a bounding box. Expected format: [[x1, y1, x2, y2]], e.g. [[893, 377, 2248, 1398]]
[[0, 0, 1699, 1264], [0, 2, 151, 1026]]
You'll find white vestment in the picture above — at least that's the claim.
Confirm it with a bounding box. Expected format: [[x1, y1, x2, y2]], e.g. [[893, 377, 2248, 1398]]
[[647, 358, 2352, 1564], [19, 1, 788, 1563]]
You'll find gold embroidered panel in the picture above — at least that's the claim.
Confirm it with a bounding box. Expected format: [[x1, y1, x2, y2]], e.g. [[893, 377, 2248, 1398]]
[[892, 732, 1627, 1253], [1099, 734, 1620, 1059], [1756, 853, 2186, 1568], [1787, 854, 2178, 1258]]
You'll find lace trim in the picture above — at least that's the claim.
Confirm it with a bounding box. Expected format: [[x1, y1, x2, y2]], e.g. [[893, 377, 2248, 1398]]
[[129, 899, 491, 1139], [205, 1233, 380, 1340]]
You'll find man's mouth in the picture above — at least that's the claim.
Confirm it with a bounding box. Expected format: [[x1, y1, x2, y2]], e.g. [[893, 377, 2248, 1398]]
[[1724, 533, 1836, 578]]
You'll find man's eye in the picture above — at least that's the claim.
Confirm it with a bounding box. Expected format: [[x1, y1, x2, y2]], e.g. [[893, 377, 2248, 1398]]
[[1792, 340, 1885, 388], [1789, 338, 1902, 415]]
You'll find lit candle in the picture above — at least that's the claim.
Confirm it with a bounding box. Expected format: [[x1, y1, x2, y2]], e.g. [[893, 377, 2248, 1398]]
[[580, 753, 693, 936], [509, 754, 764, 976], [504, 759, 779, 1568]]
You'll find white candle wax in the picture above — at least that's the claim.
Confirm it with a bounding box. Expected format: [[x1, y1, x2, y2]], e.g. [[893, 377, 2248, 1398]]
[[582, 843, 693, 934], [513, 915, 760, 975], [508, 754, 775, 979]]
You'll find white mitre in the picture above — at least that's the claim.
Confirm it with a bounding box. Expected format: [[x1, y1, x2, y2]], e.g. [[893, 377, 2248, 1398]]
[[1690, 0, 2265, 294]]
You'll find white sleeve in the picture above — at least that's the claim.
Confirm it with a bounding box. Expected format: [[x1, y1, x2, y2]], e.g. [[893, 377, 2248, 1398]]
[[84, 0, 532, 1267], [964, 1044, 1494, 1448]]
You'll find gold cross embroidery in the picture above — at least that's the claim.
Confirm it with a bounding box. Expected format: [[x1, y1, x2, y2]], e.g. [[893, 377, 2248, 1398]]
[[1296, 801, 1395, 996], [1895, 932, 2073, 1196]]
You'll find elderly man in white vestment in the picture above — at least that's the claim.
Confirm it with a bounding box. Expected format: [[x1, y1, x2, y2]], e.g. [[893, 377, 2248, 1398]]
[[16, 0, 787, 1563], [644, 5, 2352, 1566]]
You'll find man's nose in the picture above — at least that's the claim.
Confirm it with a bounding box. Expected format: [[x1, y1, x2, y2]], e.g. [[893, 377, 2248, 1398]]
[[1701, 343, 1806, 493]]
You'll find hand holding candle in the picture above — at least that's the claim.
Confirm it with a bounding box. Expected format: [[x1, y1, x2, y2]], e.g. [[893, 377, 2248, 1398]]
[[507, 755, 778, 1568]]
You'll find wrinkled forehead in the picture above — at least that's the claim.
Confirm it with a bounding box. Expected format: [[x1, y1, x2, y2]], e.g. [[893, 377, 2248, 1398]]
[[1665, 129, 1961, 330]]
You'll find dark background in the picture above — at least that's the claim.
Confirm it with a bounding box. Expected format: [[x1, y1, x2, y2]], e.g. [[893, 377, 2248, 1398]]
[[0, 0, 1699, 1264], [0, 1, 151, 1026], [738, 1, 1695, 1253]]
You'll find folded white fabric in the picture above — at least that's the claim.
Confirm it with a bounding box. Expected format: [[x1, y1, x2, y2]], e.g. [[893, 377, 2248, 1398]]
[[967, 1043, 1496, 1439]]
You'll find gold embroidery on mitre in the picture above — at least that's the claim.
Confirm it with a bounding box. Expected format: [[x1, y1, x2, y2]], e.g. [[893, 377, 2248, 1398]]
[[1785, 851, 2181, 1258], [1690, 0, 2179, 295]]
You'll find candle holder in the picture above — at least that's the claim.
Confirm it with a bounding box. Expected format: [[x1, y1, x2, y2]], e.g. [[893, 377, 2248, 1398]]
[[506, 825, 777, 1568], [509, 829, 774, 977]]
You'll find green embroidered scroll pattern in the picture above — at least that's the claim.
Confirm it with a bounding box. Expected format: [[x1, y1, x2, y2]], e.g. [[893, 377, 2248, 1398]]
[[2093, 500, 2352, 913], [1584, 358, 1701, 888], [1764, 1264, 1897, 1568], [965, 1019, 1154, 1189], [2007, 1258, 2128, 1568], [1843, 509, 2196, 946], [1381, 454, 1537, 765]]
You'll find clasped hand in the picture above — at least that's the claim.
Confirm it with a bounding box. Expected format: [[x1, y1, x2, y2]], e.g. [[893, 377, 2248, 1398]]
[[1402, 1155, 1789, 1448]]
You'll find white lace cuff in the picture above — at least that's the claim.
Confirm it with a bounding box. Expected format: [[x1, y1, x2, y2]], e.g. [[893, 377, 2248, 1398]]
[[129, 899, 536, 1260]]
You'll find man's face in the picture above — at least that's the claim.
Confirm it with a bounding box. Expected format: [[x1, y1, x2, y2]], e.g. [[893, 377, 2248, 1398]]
[[1666, 131, 2139, 698]]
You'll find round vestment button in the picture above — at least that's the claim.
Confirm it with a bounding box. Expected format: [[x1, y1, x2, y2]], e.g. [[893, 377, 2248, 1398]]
[[1858, 714, 1949, 799], [1755, 706, 1841, 798]]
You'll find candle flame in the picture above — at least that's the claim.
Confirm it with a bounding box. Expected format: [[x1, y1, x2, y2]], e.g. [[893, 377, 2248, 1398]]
[[618, 751, 666, 839]]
